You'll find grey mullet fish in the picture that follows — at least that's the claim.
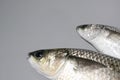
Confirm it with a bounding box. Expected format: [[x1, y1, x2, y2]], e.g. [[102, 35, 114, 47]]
[[28, 48, 120, 80], [77, 24, 120, 59]]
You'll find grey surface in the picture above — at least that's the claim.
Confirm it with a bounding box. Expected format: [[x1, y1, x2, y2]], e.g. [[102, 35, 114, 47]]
[[0, 0, 120, 80]]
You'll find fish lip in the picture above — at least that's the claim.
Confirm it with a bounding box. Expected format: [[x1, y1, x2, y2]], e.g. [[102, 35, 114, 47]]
[[27, 52, 32, 60]]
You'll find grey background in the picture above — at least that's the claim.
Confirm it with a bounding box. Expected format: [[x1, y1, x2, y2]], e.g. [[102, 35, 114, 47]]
[[1, 0, 120, 80]]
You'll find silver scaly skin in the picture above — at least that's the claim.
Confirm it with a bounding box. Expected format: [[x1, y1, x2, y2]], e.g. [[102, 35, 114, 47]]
[[77, 24, 120, 59], [28, 48, 120, 80], [67, 48, 120, 72]]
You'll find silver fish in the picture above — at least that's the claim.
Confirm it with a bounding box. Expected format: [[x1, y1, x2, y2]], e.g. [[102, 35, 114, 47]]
[[28, 48, 120, 80], [77, 24, 120, 59]]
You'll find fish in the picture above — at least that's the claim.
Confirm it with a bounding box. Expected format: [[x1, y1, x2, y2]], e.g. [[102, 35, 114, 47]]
[[77, 24, 120, 59], [28, 48, 120, 80]]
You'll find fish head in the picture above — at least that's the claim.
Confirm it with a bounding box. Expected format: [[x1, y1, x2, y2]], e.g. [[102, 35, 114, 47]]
[[28, 49, 68, 77], [76, 24, 107, 41]]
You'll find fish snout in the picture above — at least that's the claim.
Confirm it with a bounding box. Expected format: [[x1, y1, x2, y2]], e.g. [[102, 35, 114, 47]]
[[76, 24, 89, 36]]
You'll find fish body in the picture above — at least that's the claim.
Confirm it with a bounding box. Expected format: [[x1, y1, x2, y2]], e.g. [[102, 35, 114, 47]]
[[28, 48, 120, 80], [77, 24, 120, 59]]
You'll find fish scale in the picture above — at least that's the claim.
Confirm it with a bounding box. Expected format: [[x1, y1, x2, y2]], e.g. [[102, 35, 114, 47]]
[[64, 48, 120, 72]]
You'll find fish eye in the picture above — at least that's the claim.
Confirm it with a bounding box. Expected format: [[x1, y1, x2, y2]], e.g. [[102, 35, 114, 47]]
[[29, 50, 45, 58], [34, 50, 44, 58], [80, 25, 88, 30]]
